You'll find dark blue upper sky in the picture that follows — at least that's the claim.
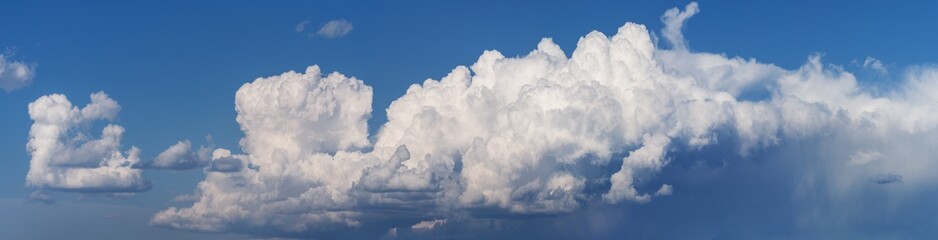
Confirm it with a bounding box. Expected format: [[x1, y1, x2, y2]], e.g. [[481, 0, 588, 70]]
[[2, 1, 938, 239]]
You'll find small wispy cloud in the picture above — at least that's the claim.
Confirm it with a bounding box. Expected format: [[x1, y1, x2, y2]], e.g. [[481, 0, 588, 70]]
[[296, 19, 353, 39], [314, 19, 353, 38], [661, 1, 699, 51], [411, 219, 447, 231], [862, 56, 888, 74], [0, 50, 36, 92], [28, 190, 54, 205], [847, 150, 884, 166], [654, 184, 673, 196], [295, 20, 310, 33]]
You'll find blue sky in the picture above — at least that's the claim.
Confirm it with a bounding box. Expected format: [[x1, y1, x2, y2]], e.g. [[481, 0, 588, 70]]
[[2, 0, 938, 239]]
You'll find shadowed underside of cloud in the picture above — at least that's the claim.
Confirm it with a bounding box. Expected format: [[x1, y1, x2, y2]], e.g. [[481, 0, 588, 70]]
[[25, 2, 938, 239]]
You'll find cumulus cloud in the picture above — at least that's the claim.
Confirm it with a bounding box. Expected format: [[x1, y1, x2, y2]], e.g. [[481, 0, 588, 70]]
[[25, 92, 213, 195], [654, 184, 673, 197], [152, 66, 376, 234], [0, 52, 36, 92], [150, 2, 938, 238], [205, 148, 244, 172], [26, 92, 151, 192], [144, 140, 213, 170], [314, 19, 353, 38]]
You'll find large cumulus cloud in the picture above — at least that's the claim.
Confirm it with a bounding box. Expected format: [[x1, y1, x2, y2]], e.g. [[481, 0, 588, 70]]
[[140, 2, 938, 238]]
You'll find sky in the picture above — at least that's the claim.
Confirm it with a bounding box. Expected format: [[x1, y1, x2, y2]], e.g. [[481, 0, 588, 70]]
[[2, 0, 938, 239]]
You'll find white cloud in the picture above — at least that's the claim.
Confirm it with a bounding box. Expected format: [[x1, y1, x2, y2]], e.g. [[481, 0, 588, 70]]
[[172, 193, 199, 203], [654, 184, 673, 197], [863, 56, 888, 74], [26, 92, 150, 192], [152, 66, 375, 233], [153, 21, 699, 234], [605, 134, 670, 203], [314, 19, 353, 38], [25, 92, 215, 194], [147, 140, 212, 170], [149, 2, 938, 238], [411, 219, 447, 231], [0, 52, 36, 92], [661, 2, 699, 51], [848, 150, 884, 166]]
